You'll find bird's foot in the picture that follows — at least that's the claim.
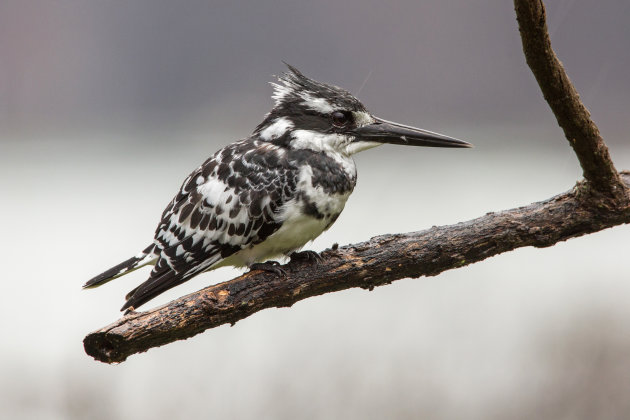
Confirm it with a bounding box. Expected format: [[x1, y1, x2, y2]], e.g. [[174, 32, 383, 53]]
[[249, 261, 287, 276], [289, 250, 323, 263]]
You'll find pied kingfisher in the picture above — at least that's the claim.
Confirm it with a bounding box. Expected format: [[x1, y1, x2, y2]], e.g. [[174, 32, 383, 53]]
[[85, 64, 471, 312]]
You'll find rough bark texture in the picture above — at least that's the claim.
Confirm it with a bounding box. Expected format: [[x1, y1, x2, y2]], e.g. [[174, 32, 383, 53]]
[[84, 0, 630, 363], [514, 0, 628, 202], [85, 175, 630, 363]]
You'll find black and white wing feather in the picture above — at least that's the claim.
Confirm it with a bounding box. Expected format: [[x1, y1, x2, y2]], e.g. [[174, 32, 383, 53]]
[[121, 139, 297, 311]]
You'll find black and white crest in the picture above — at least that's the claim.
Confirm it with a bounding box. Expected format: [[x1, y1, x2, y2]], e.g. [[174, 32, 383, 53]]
[[270, 64, 367, 114], [85, 64, 470, 312], [253, 65, 378, 155]]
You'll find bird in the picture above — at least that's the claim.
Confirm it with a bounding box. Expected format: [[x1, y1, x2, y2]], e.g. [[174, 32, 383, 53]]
[[84, 64, 472, 312]]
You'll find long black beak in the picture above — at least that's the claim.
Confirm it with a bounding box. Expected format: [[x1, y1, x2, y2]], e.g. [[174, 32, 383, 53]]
[[352, 117, 472, 148]]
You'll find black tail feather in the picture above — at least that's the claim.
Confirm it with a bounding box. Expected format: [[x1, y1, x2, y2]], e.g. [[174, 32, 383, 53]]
[[121, 269, 190, 312], [83, 244, 155, 289]]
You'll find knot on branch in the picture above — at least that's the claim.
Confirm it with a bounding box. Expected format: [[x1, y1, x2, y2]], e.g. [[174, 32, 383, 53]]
[[574, 179, 630, 215]]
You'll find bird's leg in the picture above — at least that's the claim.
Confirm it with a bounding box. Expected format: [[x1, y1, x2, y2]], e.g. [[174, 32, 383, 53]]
[[249, 261, 287, 276], [289, 250, 323, 263]]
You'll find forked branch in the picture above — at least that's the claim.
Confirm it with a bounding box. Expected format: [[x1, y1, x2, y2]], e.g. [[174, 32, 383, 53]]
[[84, 0, 630, 363]]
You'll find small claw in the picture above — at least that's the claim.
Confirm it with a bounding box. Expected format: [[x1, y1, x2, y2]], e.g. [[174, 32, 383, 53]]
[[289, 250, 323, 263], [249, 261, 287, 276], [123, 307, 137, 316]]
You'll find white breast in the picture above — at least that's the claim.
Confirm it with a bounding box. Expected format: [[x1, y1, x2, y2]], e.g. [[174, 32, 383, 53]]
[[217, 163, 352, 268], [218, 191, 349, 268]]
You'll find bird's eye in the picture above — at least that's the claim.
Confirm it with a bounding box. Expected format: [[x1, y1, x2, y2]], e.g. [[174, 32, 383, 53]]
[[331, 111, 350, 127]]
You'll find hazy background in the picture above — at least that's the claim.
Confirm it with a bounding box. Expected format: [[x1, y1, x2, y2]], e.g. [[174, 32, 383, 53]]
[[1, 1, 630, 419]]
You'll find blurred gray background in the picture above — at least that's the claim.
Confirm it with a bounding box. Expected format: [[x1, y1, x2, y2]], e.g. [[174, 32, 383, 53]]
[[1, 1, 629, 419]]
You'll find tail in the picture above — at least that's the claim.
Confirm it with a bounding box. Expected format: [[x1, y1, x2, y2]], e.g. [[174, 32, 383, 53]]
[[120, 268, 190, 312], [120, 251, 223, 312], [83, 244, 157, 289]]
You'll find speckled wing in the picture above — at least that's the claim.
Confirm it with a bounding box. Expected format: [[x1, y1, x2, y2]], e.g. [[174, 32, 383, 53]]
[[122, 139, 297, 311]]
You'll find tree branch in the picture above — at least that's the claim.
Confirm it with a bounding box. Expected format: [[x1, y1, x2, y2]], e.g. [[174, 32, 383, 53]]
[[84, 0, 630, 363], [85, 174, 630, 363], [514, 0, 628, 202]]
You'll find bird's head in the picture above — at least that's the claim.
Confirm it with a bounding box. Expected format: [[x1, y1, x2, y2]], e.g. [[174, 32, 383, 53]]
[[254, 64, 471, 156]]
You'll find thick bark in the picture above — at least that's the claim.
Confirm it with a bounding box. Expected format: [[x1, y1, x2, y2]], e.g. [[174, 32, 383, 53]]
[[84, 0, 630, 363]]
